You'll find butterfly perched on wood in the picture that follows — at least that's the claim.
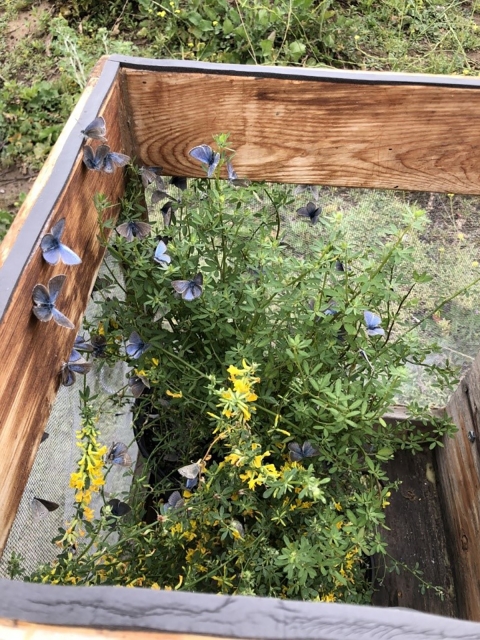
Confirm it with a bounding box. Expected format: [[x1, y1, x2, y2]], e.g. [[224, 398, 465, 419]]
[[172, 273, 203, 301], [40, 218, 82, 266], [116, 220, 152, 242], [288, 441, 319, 462], [32, 275, 74, 329], [83, 144, 130, 173], [296, 202, 321, 224], [106, 442, 132, 467], [364, 310, 385, 337], [189, 144, 220, 177], [80, 116, 107, 142]]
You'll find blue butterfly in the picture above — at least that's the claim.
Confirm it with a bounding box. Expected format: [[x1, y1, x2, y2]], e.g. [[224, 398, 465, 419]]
[[90, 334, 108, 358], [172, 273, 203, 301], [83, 144, 130, 173], [161, 491, 184, 514], [70, 334, 93, 361], [364, 310, 385, 337], [189, 144, 220, 178], [128, 375, 150, 398], [31, 497, 60, 521], [106, 442, 132, 466], [40, 218, 82, 266], [61, 353, 92, 387], [154, 240, 171, 266], [288, 441, 319, 462], [186, 477, 198, 490], [32, 275, 74, 329], [297, 202, 322, 224], [126, 331, 151, 359], [116, 220, 152, 242], [226, 162, 250, 187], [81, 116, 107, 142]]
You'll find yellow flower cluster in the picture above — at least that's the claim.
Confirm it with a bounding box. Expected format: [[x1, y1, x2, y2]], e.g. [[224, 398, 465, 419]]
[[68, 416, 107, 528], [218, 361, 260, 422]]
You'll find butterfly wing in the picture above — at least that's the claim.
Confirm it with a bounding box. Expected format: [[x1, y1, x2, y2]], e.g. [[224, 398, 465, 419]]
[[367, 327, 385, 337], [61, 364, 76, 387], [168, 491, 184, 509], [58, 243, 82, 266], [288, 442, 303, 462], [40, 235, 60, 265], [32, 283, 50, 306], [183, 283, 202, 301], [68, 360, 92, 375], [81, 116, 107, 141], [108, 442, 132, 466], [185, 477, 198, 489], [32, 497, 59, 520], [154, 240, 171, 265], [301, 441, 319, 458], [108, 151, 130, 169], [50, 218, 65, 241], [161, 201, 174, 226], [128, 376, 147, 398], [207, 152, 221, 178], [171, 176, 187, 190], [82, 145, 97, 170], [32, 306, 53, 322], [52, 308, 75, 330], [296, 205, 311, 219], [48, 275, 67, 304], [151, 189, 170, 205], [116, 222, 134, 241], [189, 144, 213, 164], [178, 462, 201, 479], [133, 221, 152, 239], [172, 279, 190, 295], [364, 310, 381, 329]]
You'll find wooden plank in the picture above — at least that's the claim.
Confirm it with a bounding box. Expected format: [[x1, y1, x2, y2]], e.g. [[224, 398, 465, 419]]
[[0, 58, 127, 557], [371, 449, 457, 616], [121, 66, 480, 194], [436, 367, 480, 621], [0, 618, 227, 640], [2, 579, 480, 640]]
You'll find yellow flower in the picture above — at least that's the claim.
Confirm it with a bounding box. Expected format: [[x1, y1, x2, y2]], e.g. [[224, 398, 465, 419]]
[[336, 520, 343, 530], [151, 358, 159, 366], [472, 261, 479, 268], [227, 364, 242, 379], [151, 583, 160, 590], [321, 593, 336, 602], [233, 378, 250, 394], [263, 463, 280, 478], [246, 392, 258, 402], [223, 409, 233, 418], [83, 507, 95, 522], [224, 452, 243, 466], [166, 390, 183, 398], [212, 20, 218, 25], [253, 452, 270, 468], [334, 501, 342, 512], [69, 472, 84, 490]]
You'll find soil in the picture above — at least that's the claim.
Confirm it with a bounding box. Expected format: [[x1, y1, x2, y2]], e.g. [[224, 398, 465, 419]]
[[0, 166, 38, 211]]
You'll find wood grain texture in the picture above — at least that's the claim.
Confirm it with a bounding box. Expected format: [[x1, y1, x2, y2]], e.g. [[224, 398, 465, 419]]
[[371, 449, 456, 616], [2, 579, 480, 640], [0, 58, 128, 558], [437, 367, 480, 621], [122, 68, 480, 194]]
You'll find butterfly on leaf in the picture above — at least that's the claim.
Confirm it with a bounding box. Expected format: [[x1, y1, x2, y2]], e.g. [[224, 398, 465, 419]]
[[296, 202, 322, 225], [80, 116, 107, 142], [172, 273, 203, 301], [226, 162, 250, 187], [288, 441, 319, 462], [139, 166, 164, 189], [126, 331, 151, 359], [70, 334, 93, 361], [178, 461, 201, 480], [106, 442, 132, 466], [128, 375, 150, 398], [189, 144, 220, 178], [60, 351, 92, 386], [83, 144, 130, 173], [103, 499, 131, 529], [31, 497, 60, 521], [90, 334, 108, 358], [364, 310, 385, 337], [40, 218, 82, 266], [116, 220, 152, 242], [32, 275, 74, 329], [154, 240, 171, 266], [161, 491, 184, 514], [335, 260, 345, 272], [294, 184, 319, 199]]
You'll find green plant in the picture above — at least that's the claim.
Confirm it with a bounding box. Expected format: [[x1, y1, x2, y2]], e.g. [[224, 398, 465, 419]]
[[27, 138, 461, 600]]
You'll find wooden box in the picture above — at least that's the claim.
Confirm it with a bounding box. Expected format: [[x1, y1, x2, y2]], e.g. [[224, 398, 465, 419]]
[[2, 56, 480, 635]]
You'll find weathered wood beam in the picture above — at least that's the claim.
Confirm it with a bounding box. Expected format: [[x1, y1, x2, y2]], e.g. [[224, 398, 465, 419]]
[[0, 57, 128, 557], [2, 579, 480, 639], [120, 62, 480, 194]]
